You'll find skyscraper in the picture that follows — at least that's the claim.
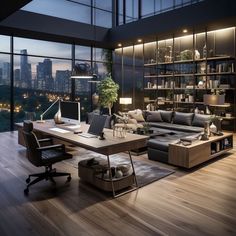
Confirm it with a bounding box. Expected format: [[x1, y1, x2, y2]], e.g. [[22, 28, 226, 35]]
[[55, 70, 71, 92], [2, 62, 10, 85], [36, 58, 53, 91], [20, 49, 32, 88]]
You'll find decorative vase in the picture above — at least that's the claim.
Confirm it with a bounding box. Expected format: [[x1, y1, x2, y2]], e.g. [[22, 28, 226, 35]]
[[210, 122, 217, 133], [92, 92, 99, 105], [54, 101, 62, 124]]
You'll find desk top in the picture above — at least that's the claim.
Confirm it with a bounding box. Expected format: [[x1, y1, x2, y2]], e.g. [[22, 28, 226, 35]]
[[16, 121, 148, 155]]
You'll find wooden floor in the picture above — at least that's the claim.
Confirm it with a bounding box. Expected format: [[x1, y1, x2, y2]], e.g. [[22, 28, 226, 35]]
[[0, 131, 236, 236]]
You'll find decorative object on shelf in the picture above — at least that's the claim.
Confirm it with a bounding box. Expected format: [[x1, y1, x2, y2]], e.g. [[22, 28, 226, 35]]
[[214, 117, 223, 136], [210, 121, 217, 134], [180, 50, 193, 60], [203, 43, 207, 58], [197, 80, 204, 89], [205, 105, 211, 115], [195, 50, 200, 60], [194, 107, 199, 114]]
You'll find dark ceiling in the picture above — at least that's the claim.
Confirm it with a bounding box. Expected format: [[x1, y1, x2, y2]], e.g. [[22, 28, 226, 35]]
[[0, 0, 32, 21], [0, 0, 236, 49]]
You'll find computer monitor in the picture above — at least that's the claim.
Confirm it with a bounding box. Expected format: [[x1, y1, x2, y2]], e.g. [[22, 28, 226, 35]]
[[60, 101, 80, 125]]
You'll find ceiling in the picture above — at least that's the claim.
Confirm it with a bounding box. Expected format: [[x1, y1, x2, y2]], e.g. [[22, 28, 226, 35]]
[[0, 0, 32, 21], [1, 0, 236, 49]]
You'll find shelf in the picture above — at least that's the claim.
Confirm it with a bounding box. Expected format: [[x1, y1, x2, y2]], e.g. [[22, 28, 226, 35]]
[[192, 72, 235, 76], [197, 56, 235, 61], [144, 88, 157, 90], [144, 56, 235, 67], [144, 74, 173, 78], [221, 116, 236, 120], [174, 88, 194, 90], [210, 147, 233, 159], [174, 73, 194, 77], [144, 63, 157, 67], [146, 72, 235, 77]]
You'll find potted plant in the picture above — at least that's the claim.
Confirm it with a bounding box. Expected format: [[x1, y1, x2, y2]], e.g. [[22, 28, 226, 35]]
[[97, 76, 119, 115]]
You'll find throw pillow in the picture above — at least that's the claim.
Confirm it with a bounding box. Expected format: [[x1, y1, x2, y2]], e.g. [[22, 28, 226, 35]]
[[173, 112, 194, 126], [128, 109, 145, 122], [192, 114, 211, 127], [159, 110, 173, 123], [146, 111, 163, 122]]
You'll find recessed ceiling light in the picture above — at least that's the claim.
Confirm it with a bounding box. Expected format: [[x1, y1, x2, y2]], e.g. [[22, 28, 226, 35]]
[[118, 43, 122, 47], [183, 29, 188, 33], [137, 39, 142, 43]]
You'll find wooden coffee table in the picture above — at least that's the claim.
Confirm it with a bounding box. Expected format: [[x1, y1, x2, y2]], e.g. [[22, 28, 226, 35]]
[[168, 132, 233, 168]]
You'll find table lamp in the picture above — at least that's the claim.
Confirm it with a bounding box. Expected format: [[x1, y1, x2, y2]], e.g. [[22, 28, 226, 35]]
[[119, 97, 132, 112]]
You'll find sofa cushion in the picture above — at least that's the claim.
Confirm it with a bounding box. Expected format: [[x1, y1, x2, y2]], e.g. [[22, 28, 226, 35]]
[[173, 112, 194, 126], [192, 114, 211, 127], [146, 111, 163, 122], [128, 109, 145, 122], [148, 122, 203, 133], [159, 110, 173, 123]]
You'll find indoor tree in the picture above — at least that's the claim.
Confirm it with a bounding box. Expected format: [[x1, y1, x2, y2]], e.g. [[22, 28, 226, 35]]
[[97, 76, 119, 115]]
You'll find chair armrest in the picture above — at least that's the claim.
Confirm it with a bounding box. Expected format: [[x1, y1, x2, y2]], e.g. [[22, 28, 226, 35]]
[[37, 144, 65, 152], [38, 138, 53, 144]]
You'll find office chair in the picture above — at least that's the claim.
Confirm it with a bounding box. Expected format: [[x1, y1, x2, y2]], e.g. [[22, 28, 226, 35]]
[[22, 120, 72, 194]]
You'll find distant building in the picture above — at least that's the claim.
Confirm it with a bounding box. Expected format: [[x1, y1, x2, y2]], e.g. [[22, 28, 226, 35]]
[[14, 69, 20, 87], [20, 49, 32, 88], [55, 70, 71, 92], [0, 68, 2, 84], [36, 58, 53, 91], [2, 62, 10, 85]]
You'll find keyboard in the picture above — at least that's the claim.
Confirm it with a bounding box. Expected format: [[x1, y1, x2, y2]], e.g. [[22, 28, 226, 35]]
[[78, 133, 97, 138]]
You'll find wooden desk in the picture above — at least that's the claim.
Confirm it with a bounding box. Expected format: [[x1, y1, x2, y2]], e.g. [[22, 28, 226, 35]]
[[16, 121, 148, 197]]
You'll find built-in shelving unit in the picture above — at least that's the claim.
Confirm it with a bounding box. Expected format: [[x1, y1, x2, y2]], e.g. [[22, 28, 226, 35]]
[[143, 27, 236, 131]]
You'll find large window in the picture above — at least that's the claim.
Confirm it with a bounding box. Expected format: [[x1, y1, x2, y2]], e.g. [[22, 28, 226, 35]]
[[22, 0, 113, 28], [0, 35, 111, 132], [0, 54, 11, 132]]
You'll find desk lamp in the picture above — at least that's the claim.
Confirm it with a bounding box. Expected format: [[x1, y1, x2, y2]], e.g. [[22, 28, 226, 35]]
[[38, 98, 63, 124]]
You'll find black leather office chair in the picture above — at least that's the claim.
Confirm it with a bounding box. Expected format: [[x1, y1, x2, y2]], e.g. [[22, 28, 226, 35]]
[[22, 121, 72, 194]]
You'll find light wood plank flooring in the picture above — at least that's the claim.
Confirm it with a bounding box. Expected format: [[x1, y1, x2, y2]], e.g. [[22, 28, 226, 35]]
[[0, 131, 236, 236]]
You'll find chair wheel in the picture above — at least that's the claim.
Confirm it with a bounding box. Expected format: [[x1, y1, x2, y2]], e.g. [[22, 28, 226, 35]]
[[26, 178, 30, 183], [67, 176, 72, 182], [24, 188, 29, 195]]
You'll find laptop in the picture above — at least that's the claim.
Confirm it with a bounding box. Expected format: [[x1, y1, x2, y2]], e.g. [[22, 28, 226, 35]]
[[78, 115, 107, 138]]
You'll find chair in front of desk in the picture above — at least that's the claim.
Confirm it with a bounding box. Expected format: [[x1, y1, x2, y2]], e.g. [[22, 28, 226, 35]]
[[22, 120, 72, 194]]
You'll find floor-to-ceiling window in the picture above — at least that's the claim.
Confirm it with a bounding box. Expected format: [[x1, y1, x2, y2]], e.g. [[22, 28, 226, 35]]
[[0, 35, 111, 132], [22, 0, 113, 28], [0, 35, 11, 132]]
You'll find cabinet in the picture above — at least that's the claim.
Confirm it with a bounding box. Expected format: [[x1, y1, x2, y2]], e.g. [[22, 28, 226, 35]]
[[143, 27, 236, 131]]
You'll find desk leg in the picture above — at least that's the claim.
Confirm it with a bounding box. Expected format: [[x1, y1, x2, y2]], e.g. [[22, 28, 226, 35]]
[[106, 152, 139, 198], [128, 151, 138, 187], [106, 155, 116, 197]]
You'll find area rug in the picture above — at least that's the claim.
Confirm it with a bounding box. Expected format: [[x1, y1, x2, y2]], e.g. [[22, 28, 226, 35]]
[[65, 148, 174, 188]]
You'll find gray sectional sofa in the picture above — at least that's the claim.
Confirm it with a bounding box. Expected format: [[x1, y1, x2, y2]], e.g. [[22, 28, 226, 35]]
[[144, 110, 211, 164]]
